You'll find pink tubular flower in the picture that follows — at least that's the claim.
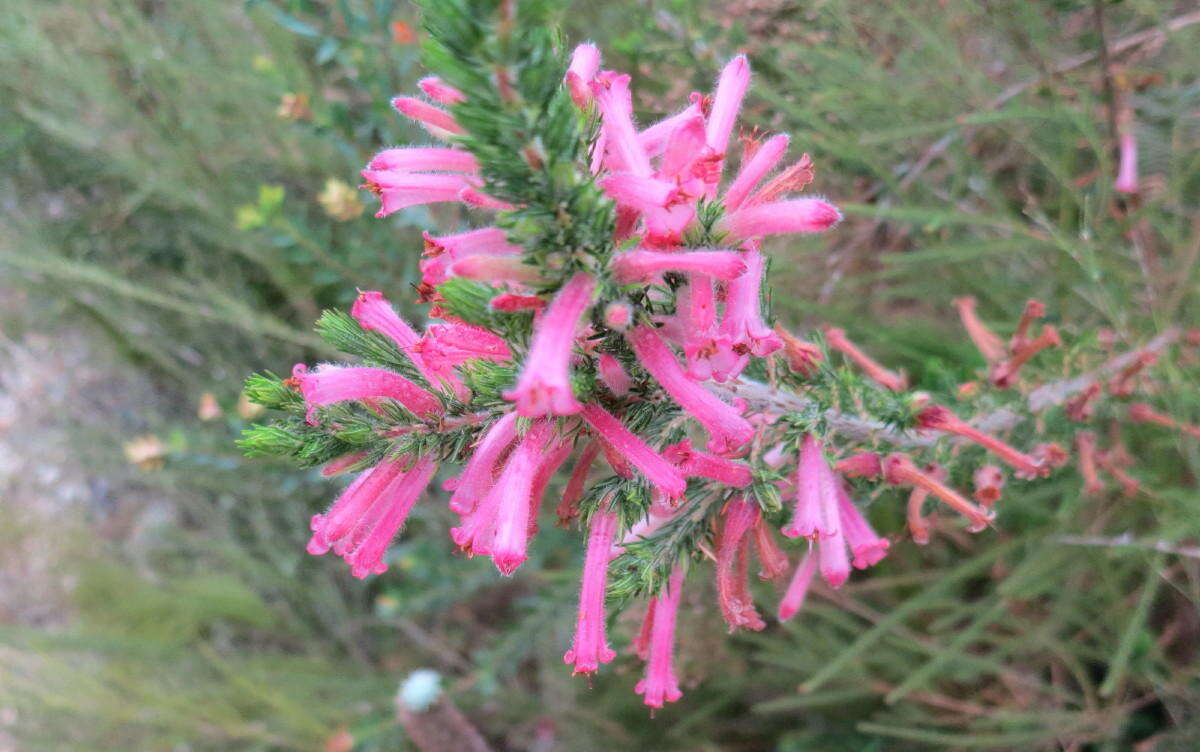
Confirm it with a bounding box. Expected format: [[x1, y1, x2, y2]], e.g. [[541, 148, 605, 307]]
[[417, 76, 466, 105], [663, 439, 752, 487], [418, 322, 511, 365], [597, 353, 632, 397], [307, 455, 408, 555], [564, 506, 620, 674], [598, 173, 678, 213], [579, 403, 687, 499], [360, 170, 475, 217], [818, 523, 851, 589], [635, 568, 685, 710], [917, 405, 1045, 478], [352, 291, 421, 349], [718, 198, 841, 241], [627, 325, 754, 453], [564, 43, 601, 108], [953, 296, 1005, 363], [1108, 350, 1157, 397], [1115, 131, 1138, 194], [424, 227, 523, 258], [719, 249, 782, 359], [723, 133, 788, 210], [322, 451, 368, 477], [1075, 431, 1105, 495], [972, 465, 1005, 507], [342, 456, 438, 579], [293, 364, 441, 420], [603, 301, 632, 330], [753, 521, 790, 580], [504, 273, 596, 416], [556, 441, 601, 525], [778, 551, 816, 622], [611, 249, 747, 284], [774, 324, 824, 377], [367, 147, 478, 173], [781, 434, 839, 540], [834, 452, 882, 479], [906, 462, 947, 545], [491, 293, 546, 312], [487, 420, 554, 575], [447, 254, 545, 285], [705, 56, 750, 180], [1009, 299, 1046, 352], [884, 454, 993, 532], [447, 412, 519, 515], [824, 327, 907, 391], [715, 498, 767, 632], [637, 93, 705, 158], [592, 72, 653, 177], [390, 96, 464, 137], [1129, 403, 1200, 439], [836, 483, 889, 570], [1065, 382, 1102, 422], [990, 325, 1062, 388]]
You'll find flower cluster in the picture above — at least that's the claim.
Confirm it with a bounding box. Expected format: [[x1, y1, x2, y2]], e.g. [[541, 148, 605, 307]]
[[242, 6, 1182, 710]]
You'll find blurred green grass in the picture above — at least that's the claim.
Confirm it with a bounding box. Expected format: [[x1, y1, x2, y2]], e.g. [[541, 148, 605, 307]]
[[1, 0, 1198, 750]]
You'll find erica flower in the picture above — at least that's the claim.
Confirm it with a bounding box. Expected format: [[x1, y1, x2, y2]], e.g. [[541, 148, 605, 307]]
[[715, 498, 767, 632], [953, 296, 1005, 363], [972, 465, 1005, 507], [774, 323, 823, 377], [307, 455, 437, 577], [836, 483, 889, 570], [1108, 351, 1157, 398], [717, 198, 842, 241], [1075, 431, 1105, 495], [1114, 131, 1139, 194], [417, 76, 466, 105], [1128, 403, 1200, 439], [885, 454, 993, 532], [1008, 299, 1046, 353], [470, 420, 553, 574], [504, 273, 596, 417], [565, 43, 601, 108], [391, 96, 463, 138], [293, 364, 441, 421], [752, 520, 790, 581], [990, 325, 1061, 388], [447, 412, 518, 515], [564, 505, 620, 674], [342, 456, 438, 579], [834, 452, 882, 479], [905, 462, 947, 545], [823, 327, 907, 391], [662, 439, 753, 487], [917, 405, 1046, 478], [579, 403, 687, 499], [634, 568, 685, 710], [719, 249, 783, 359], [610, 249, 747, 284], [627, 325, 754, 453], [778, 551, 816, 622], [1064, 382, 1102, 422], [781, 434, 840, 540], [556, 441, 601, 525]]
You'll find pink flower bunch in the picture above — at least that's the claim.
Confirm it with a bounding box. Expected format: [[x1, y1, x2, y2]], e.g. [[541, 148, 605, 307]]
[[275, 41, 1071, 713]]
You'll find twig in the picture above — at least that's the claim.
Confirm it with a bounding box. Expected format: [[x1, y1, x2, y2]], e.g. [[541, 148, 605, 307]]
[[711, 328, 1181, 449], [1052, 533, 1200, 560], [881, 10, 1200, 196]]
